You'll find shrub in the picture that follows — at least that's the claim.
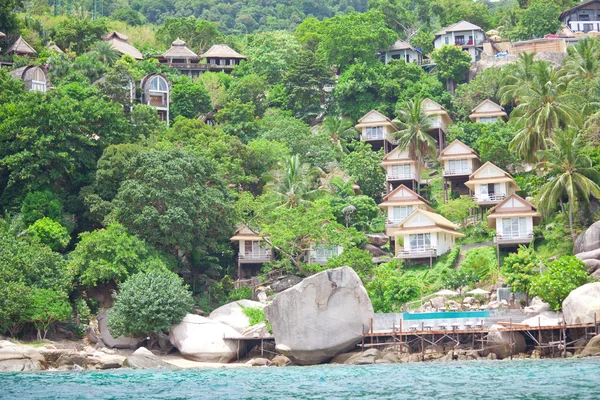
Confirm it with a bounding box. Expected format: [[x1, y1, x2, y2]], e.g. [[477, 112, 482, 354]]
[[437, 196, 475, 224], [107, 271, 194, 338], [326, 247, 374, 279], [443, 246, 461, 269], [28, 217, 70, 252], [0, 281, 32, 337], [240, 305, 271, 333], [530, 256, 592, 311], [441, 269, 479, 294], [21, 190, 63, 226], [228, 286, 253, 302], [460, 246, 497, 283], [502, 246, 539, 303], [24, 289, 72, 340], [366, 262, 422, 312]]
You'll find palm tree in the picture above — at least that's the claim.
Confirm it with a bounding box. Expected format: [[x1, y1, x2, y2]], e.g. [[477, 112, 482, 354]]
[[317, 115, 359, 156], [264, 155, 326, 208], [91, 41, 120, 66], [498, 52, 536, 105], [507, 62, 582, 162], [537, 129, 600, 239], [564, 37, 600, 81], [392, 98, 437, 194]]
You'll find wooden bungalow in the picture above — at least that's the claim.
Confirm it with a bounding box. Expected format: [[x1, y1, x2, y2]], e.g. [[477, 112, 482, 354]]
[[381, 146, 423, 193], [379, 184, 434, 238], [422, 98, 452, 153], [140, 73, 171, 125], [157, 39, 204, 77], [465, 162, 519, 207], [439, 139, 481, 198], [356, 109, 397, 153], [230, 226, 273, 281], [202, 44, 247, 73], [10, 65, 49, 93], [468, 99, 508, 124], [6, 36, 36, 57], [304, 243, 343, 266], [102, 31, 143, 60], [393, 209, 464, 267]]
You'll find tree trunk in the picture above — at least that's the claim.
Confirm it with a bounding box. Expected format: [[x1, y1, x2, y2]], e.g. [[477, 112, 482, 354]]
[[446, 79, 456, 95], [416, 158, 421, 195], [569, 198, 575, 240]]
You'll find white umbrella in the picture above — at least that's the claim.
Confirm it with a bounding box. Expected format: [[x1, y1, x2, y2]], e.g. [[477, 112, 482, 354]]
[[434, 289, 459, 296], [466, 288, 490, 295]]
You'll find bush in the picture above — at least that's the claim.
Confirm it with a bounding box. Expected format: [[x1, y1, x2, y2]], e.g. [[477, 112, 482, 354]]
[[460, 246, 497, 283], [107, 271, 194, 338], [530, 256, 592, 311], [366, 262, 422, 312], [502, 246, 539, 303], [326, 247, 374, 279], [443, 246, 460, 269], [21, 190, 63, 226], [28, 217, 70, 252], [441, 269, 479, 294], [24, 289, 72, 340], [0, 281, 32, 337], [240, 305, 271, 333], [437, 196, 475, 224], [228, 286, 253, 302]]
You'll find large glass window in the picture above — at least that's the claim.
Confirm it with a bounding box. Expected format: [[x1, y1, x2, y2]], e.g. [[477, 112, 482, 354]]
[[390, 164, 411, 179], [365, 126, 384, 140], [409, 233, 431, 252], [315, 245, 338, 262], [502, 217, 527, 238], [447, 159, 468, 174], [392, 206, 414, 224], [31, 68, 46, 93], [149, 76, 168, 92], [479, 116, 498, 124]]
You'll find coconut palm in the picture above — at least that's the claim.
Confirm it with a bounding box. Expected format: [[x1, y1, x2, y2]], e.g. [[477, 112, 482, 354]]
[[91, 41, 120, 66], [392, 98, 437, 194], [507, 62, 582, 162], [317, 115, 359, 155], [264, 155, 326, 208], [498, 52, 536, 105], [564, 37, 600, 81], [537, 129, 600, 239]]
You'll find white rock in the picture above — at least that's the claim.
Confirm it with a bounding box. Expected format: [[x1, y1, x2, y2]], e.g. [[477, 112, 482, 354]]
[[523, 297, 551, 317], [486, 324, 526, 359], [264, 267, 374, 365], [169, 314, 244, 363], [0, 341, 46, 372], [521, 311, 563, 327], [563, 282, 600, 325], [209, 300, 265, 333]]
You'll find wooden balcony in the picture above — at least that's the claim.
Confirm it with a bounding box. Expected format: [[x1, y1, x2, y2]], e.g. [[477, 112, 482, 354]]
[[443, 167, 473, 178], [473, 193, 506, 205], [494, 232, 534, 246], [397, 247, 437, 259], [238, 250, 272, 264], [386, 173, 417, 182]]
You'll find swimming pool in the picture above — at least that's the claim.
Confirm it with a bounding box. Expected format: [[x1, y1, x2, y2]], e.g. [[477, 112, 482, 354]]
[[403, 311, 490, 320]]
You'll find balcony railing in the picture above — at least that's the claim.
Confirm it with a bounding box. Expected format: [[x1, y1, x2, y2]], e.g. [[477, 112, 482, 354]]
[[495, 232, 534, 243], [473, 193, 506, 203], [397, 246, 437, 258], [239, 249, 272, 262], [443, 167, 473, 176], [387, 173, 416, 181], [569, 21, 600, 33], [361, 132, 388, 141]]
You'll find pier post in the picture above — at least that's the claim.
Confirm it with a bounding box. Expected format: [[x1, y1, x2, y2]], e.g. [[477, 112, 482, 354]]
[[421, 322, 425, 361], [538, 317, 542, 357], [509, 318, 513, 360]]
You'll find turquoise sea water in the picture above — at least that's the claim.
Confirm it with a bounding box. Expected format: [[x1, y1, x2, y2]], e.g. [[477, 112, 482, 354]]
[[1, 358, 600, 399]]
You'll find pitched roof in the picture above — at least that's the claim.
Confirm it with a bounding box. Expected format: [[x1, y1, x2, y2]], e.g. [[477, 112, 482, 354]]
[[230, 225, 264, 241], [381, 146, 415, 165], [388, 40, 417, 52], [162, 38, 199, 59], [7, 36, 36, 55], [438, 139, 479, 160], [469, 99, 508, 121], [0, 31, 5, 39], [436, 21, 484, 36], [357, 109, 393, 125], [395, 209, 464, 237], [47, 44, 64, 53], [380, 184, 432, 207], [487, 194, 542, 228], [422, 98, 453, 124], [560, 0, 600, 19], [202, 44, 246, 59], [465, 161, 520, 190], [102, 31, 143, 60]]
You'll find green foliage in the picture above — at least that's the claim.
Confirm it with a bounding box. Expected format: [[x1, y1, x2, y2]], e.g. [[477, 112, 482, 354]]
[[342, 142, 385, 201], [437, 196, 475, 224], [452, 68, 504, 122], [530, 256, 592, 311], [171, 81, 213, 120], [25, 288, 72, 340], [111, 8, 145, 26], [410, 29, 435, 55], [68, 223, 172, 287], [326, 247, 374, 279], [74, 297, 92, 325], [431, 45, 472, 87], [241, 305, 272, 333], [51, 18, 107, 54], [216, 99, 261, 142], [506, 0, 562, 41], [441, 268, 479, 293], [460, 246, 498, 283], [228, 287, 253, 302], [156, 17, 221, 53], [107, 271, 194, 337], [442, 246, 461, 270], [0, 281, 32, 337], [366, 261, 422, 312], [28, 217, 70, 252], [21, 190, 64, 226], [432, 0, 492, 31], [502, 246, 539, 299]]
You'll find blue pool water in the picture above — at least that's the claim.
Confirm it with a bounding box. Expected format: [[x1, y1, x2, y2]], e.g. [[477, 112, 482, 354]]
[[403, 310, 490, 320], [1, 358, 600, 399]]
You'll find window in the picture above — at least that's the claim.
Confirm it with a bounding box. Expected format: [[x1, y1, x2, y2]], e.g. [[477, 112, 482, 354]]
[[584, 23, 594, 32], [409, 233, 431, 252], [447, 159, 468, 174], [365, 126, 384, 140], [390, 164, 411, 179], [392, 206, 414, 224], [149, 76, 168, 92], [444, 37, 449, 44], [478, 116, 498, 124], [315, 245, 338, 262], [502, 217, 527, 239], [30, 68, 46, 93], [244, 241, 267, 258], [455, 35, 465, 45], [405, 54, 410, 63]]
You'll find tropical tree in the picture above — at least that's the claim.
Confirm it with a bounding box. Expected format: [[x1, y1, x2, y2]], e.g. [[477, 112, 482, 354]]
[[317, 115, 359, 155], [537, 129, 600, 238], [498, 53, 536, 105], [505, 62, 581, 161], [264, 155, 325, 208], [91, 41, 120, 66], [564, 37, 600, 81], [392, 98, 438, 194], [430, 45, 472, 94]]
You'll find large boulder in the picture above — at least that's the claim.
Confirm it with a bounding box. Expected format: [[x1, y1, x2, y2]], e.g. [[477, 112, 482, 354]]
[[345, 349, 383, 365], [563, 283, 600, 324], [486, 324, 526, 359], [365, 233, 388, 247], [581, 334, 600, 357], [0, 341, 46, 372], [582, 259, 600, 274], [97, 309, 143, 349], [123, 347, 175, 369], [521, 311, 562, 327], [523, 297, 551, 317], [209, 300, 265, 333], [169, 314, 244, 363], [272, 276, 303, 293], [364, 244, 387, 257], [574, 221, 600, 254], [264, 266, 374, 365], [575, 248, 600, 262], [87, 352, 125, 370], [593, 269, 600, 280]]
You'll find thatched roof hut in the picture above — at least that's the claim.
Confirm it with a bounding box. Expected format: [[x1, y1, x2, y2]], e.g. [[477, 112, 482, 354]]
[[202, 44, 246, 59], [10, 65, 49, 92], [162, 38, 199, 59], [7, 36, 36, 56], [102, 31, 143, 60]]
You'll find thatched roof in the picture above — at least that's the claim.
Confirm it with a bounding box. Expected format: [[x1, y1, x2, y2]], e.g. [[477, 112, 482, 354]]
[[47, 44, 64, 53], [7, 36, 36, 55], [162, 39, 199, 59], [102, 31, 143, 60], [0, 31, 6, 39], [202, 44, 246, 59]]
